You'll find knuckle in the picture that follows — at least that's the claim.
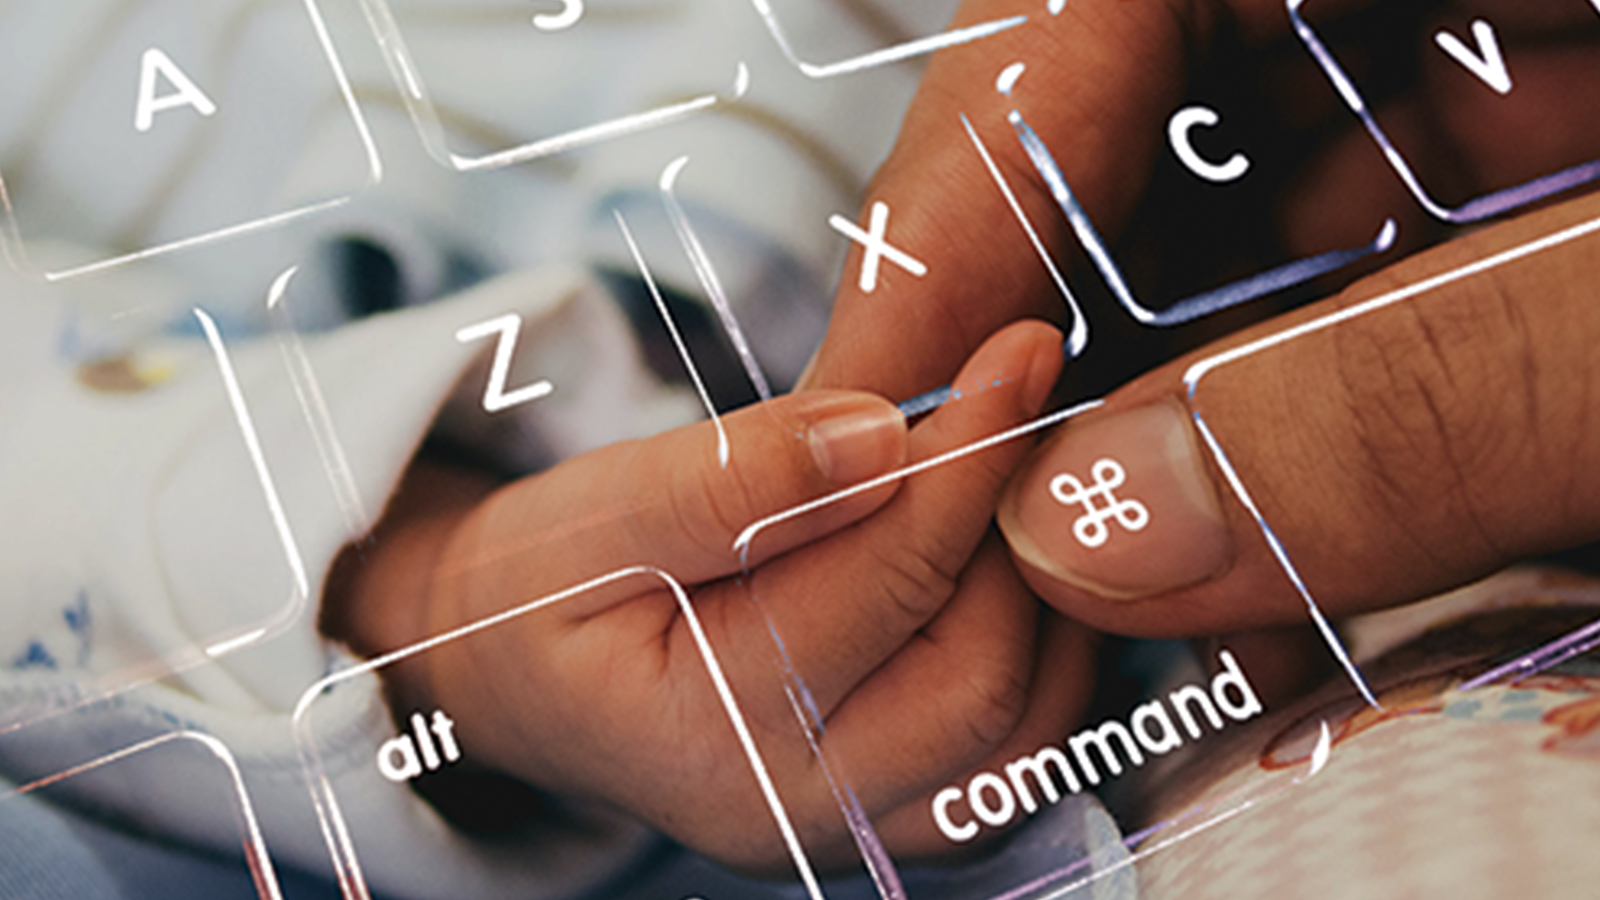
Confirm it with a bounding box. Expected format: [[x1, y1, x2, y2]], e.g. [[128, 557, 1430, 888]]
[[944, 650, 1031, 750], [668, 446, 764, 561], [964, 440, 1029, 498], [860, 538, 964, 627]]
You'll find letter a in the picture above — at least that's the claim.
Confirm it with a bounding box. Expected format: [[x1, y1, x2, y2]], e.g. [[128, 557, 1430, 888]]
[[1131, 700, 1184, 755], [375, 736, 422, 782], [135, 48, 218, 133]]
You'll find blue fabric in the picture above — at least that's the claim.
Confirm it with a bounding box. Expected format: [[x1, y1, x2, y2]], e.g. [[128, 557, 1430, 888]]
[[0, 781, 120, 900], [591, 794, 1137, 900], [0, 777, 345, 900]]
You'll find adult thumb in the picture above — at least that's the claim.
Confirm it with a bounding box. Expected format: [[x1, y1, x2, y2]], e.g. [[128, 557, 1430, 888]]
[[997, 192, 1600, 639]]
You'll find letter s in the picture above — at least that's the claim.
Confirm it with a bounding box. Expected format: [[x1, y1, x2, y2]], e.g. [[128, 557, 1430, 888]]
[[932, 786, 979, 843], [532, 0, 583, 31]]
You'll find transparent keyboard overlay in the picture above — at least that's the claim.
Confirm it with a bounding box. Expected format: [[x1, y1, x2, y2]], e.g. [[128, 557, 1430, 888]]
[[292, 565, 843, 899], [0, 0, 377, 280], [0, 728, 285, 899], [0, 267, 351, 733], [358, 0, 753, 171]]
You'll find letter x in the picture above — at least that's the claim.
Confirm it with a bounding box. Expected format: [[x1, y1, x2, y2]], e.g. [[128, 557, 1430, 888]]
[[829, 200, 928, 293]]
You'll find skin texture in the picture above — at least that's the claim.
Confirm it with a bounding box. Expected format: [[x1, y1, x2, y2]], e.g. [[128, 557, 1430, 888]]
[[324, 322, 1095, 871], [806, 0, 1600, 695], [324, 0, 1600, 875]]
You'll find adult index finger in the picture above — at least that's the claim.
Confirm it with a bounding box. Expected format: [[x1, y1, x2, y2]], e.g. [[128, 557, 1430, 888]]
[[802, 0, 1212, 400]]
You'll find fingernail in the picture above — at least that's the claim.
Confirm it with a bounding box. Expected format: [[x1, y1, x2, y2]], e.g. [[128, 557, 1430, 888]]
[[998, 400, 1231, 599], [1019, 323, 1065, 415], [807, 398, 907, 485], [951, 321, 1063, 416]]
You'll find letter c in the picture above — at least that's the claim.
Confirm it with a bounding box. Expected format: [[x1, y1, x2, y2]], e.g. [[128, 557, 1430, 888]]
[[1168, 105, 1250, 184], [931, 786, 979, 843]]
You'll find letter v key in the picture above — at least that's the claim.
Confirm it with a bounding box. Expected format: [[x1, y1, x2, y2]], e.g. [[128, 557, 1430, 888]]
[[1435, 19, 1512, 96], [454, 313, 554, 412]]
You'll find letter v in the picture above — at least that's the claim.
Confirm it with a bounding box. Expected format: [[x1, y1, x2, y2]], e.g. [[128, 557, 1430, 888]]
[[455, 313, 554, 412], [1434, 20, 1512, 96]]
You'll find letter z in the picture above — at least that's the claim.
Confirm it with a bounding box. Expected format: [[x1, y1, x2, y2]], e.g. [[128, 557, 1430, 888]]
[[455, 313, 554, 413]]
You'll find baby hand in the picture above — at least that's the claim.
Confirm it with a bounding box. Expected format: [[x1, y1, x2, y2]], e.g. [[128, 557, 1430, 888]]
[[324, 321, 1094, 872]]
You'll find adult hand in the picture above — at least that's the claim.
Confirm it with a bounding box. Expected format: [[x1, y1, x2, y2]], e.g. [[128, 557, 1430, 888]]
[[1000, 190, 1600, 636], [805, 0, 1600, 644], [806, 0, 1600, 397]]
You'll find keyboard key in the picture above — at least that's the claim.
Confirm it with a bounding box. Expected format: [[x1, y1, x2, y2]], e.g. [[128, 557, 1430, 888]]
[[722, 409, 1350, 899], [746, 0, 1024, 78], [0, 0, 378, 280], [0, 261, 484, 728], [1291, 0, 1600, 223], [0, 294, 310, 729], [292, 565, 846, 897], [363, 0, 752, 171], [990, 44, 1399, 339]]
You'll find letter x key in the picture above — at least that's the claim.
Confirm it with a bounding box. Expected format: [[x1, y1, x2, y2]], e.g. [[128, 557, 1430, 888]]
[[829, 200, 928, 293]]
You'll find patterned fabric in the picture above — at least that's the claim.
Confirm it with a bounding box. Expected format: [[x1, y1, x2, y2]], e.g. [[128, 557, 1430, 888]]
[[1135, 570, 1600, 900]]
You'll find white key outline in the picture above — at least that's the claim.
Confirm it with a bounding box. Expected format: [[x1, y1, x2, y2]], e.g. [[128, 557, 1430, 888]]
[[355, 0, 749, 171], [266, 267, 375, 544], [614, 209, 731, 467], [733, 390, 1361, 900], [292, 566, 828, 900], [735, 399, 1105, 558], [197, 307, 311, 605], [1183, 208, 1600, 709], [961, 112, 1089, 357], [1288, 0, 1600, 224], [1006, 103, 1398, 327], [1, 732, 284, 900], [732, 397, 1105, 900], [3, 0, 382, 282], [2, 274, 326, 736], [658, 155, 775, 403], [746, 0, 1027, 79]]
